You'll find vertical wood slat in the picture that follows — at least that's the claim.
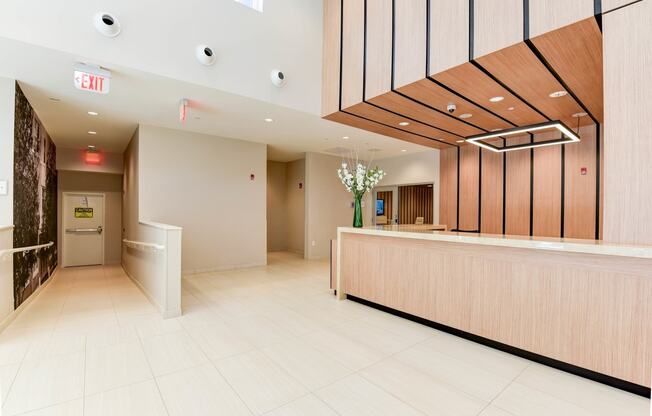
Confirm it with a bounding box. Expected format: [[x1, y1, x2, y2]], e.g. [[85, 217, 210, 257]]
[[341, 0, 365, 109], [428, 0, 469, 75], [393, 0, 427, 88], [504, 137, 532, 236], [399, 185, 434, 224], [365, 0, 393, 100], [321, 0, 342, 116], [481, 147, 504, 234], [533, 133, 562, 238], [439, 147, 458, 230], [564, 124, 597, 239], [459, 145, 479, 231], [473, 0, 523, 58]]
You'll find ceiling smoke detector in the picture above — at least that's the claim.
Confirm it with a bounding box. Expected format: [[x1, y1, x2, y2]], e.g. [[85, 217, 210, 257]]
[[94, 12, 121, 38], [195, 45, 217, 66]]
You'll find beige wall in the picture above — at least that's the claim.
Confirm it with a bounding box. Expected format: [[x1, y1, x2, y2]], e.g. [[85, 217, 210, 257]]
[[286, 159, 305, 255], [57, 171, 123, 265], [304, 152, 371, 260], [267, 161, 288, 251], [137, 125, 267, 272]]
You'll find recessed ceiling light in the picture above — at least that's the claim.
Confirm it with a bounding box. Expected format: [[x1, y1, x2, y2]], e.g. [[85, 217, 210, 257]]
[[572, 112, 588, 118], [398, 121, 410, 126], [401, 149, 407, 152], [342, 136, 349, 139], [264, 118, 273, 122], [456, 139, 465, 143], [49, 97, 61, 102], [87, 145, 96, 151], [88, 131, 97, 135], [87, 111, 99, 116], [507, 107, 515, 111], [549, 90, 567, 98], [489, 96, 504, 103], [459, 113, 472, 119]]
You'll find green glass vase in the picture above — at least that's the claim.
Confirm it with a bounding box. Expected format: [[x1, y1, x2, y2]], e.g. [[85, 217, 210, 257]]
[[353, 195, 363, 228]]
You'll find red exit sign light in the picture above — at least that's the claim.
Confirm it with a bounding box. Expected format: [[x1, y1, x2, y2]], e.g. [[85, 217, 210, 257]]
[[73, 64, 111, 94]]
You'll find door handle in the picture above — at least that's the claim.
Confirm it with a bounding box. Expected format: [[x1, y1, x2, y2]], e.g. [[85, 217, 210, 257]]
[[97, 226, 103, 234], [65, 227, 103, 234]]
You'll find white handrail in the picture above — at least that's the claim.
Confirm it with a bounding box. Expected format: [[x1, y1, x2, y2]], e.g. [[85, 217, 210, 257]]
[[0, 241, 54, 260], [122, 239, 165, 252]]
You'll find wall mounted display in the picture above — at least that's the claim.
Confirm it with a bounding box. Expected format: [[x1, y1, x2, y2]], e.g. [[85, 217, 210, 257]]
[[13, 83, 57, 308]]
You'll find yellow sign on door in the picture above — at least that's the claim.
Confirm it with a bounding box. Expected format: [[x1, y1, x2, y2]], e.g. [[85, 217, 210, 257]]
[[74, 207, 94, 218]]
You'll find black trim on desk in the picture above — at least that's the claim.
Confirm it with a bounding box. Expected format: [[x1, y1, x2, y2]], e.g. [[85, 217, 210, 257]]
[[346, 294, 651, 398]]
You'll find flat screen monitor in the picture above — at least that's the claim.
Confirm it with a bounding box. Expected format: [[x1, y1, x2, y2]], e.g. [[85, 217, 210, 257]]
[[376, 199, 385, 215]]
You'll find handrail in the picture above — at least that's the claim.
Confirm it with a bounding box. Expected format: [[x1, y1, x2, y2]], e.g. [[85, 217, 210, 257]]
[[0, 241, 53, 259], [122, 239, 165, 252]]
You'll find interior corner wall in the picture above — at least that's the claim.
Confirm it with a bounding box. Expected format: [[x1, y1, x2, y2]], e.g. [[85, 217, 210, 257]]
[[286, 158, 305, 255], [304, 152, 370, 260], [137, 125, 267, 272], [267, 161, 288, 252], [57, 171, 123, 265], [0, 77, 16, 324]]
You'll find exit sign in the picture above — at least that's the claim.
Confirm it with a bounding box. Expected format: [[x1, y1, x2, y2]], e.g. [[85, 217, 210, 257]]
[[73, 64, 111, 94]]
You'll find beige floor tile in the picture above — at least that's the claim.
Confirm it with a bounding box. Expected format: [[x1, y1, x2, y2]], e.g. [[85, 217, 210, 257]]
[[492, 382, 599, 416], [3, 352, 85, 415], [221, 314, 296, 348], [360, 357, 487, 416], [84, 380, 167, 416], [263, 394, 338, 416], [301, 328, 386, 371], [0, 362, 20, 402], [157, 363, 252, 416], [186, 321, 256, 360], [478, 405, 516, 416], [315, 374, 424, 416], [215, 350, 307, 415], [14, 399, 84, 416], [85, 339, 153, 395], [262, 337, 352, 390], [141, 330, 208, 376]]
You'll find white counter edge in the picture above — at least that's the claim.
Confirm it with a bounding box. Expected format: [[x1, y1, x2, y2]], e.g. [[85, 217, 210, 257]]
[[337, 227, 652, 259]]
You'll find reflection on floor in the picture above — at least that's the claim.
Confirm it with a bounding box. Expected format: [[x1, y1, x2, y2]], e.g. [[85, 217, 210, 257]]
[[0, 251, 648, 415]]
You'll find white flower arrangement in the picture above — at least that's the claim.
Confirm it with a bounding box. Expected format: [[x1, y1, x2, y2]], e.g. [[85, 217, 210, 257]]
[[337, 156, 385, 197]]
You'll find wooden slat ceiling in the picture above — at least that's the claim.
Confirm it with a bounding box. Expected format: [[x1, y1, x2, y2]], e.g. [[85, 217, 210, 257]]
[[329, 18, 602, 149], [530, 17, 603, 122]]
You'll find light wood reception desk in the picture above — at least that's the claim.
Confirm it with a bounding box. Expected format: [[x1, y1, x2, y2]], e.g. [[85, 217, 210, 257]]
[[336, 227, 652, 396]]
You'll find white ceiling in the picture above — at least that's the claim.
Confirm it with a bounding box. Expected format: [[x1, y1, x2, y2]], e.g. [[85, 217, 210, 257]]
[[0, 37, 431, 161]]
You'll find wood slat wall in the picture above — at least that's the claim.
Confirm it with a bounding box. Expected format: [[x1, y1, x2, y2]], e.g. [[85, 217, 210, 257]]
[[399, 185, 433, 224], [376, 191, 393, 221], [440, 125, 601, 238]]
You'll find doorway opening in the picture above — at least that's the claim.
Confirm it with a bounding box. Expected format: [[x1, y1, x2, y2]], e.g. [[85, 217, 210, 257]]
[[62, 192, 105, 267]]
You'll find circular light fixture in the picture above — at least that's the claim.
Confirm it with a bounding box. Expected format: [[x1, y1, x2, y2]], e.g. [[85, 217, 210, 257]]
[[87, 111, 99, 116], [398, 121, 410, 126], [549, 90, 568, 98], [459, 113, 473, 119], [401, 149, 407, 152], [94, 12, 121, 38], [342, 136, 349, 140], [264, 118, 273, 123], [507, 107, 515, 111], [195, 45, 217, 66], [88, 131, 97, 135], [572, 112, 588, 118], [489, 96, 504, 103], [456, 139, 465, 143]]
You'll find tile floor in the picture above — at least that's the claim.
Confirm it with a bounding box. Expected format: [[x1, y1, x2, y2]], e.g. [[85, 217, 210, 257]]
[[0, 252, 649, 415]]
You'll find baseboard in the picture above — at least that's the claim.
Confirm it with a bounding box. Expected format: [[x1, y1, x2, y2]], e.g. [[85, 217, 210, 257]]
[[182, 261, 267, 275], [0, 266, 58, 334]]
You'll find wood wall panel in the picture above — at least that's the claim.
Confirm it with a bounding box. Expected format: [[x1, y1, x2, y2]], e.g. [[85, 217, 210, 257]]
[[340, 233, 652, 387], [564, 125, 597, 239], [481, 148, 503, 234], [399, 185, 434, 224], [529, 0, 593, 38], [504, 137, 531, 236], [365, 0, 392, 100], [459, 145, 479, 231], [533, 133, 562, 237], [393, 0, 427, 88], [428, 0, 469, 75], [603, 0, 652, 245], [376, 191, 393, 221], [473, 0, 523, 59], [440, 147, 458, 230], [321, 0, 342, 116], [341, 0, 365, 109]]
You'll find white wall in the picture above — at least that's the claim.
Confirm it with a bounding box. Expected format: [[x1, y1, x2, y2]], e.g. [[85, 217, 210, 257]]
[[304, 152, 371, 260], [0, 77, 15, 325], [366, 151, 440, 224], [138, 125, 267, 272], [56, 147, 123, 175]]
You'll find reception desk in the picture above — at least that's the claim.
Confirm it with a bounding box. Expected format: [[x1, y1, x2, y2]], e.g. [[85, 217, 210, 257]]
[[336, 227, 652, 396]]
